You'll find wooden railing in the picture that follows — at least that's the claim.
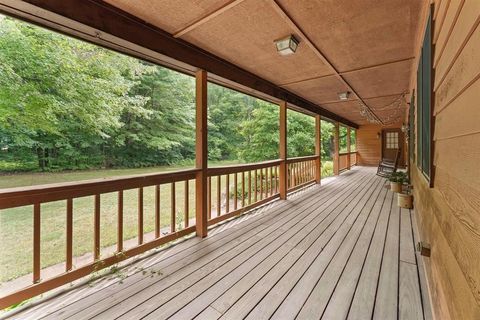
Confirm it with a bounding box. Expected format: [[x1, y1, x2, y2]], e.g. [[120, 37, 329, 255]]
[[206, 160, 281, 226], [339, 151, 357, 172], [286, 155, 318, 191], [0, 169, 199, 308], [350, 151, 357, 166], [0, 157, 325, 308]]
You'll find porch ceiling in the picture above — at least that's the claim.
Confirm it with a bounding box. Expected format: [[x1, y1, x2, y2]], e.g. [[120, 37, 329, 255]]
[[104, 0, 423, 125]]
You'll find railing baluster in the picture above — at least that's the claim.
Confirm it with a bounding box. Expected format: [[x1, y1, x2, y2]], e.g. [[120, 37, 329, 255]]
[[234, 173, 238, 210], [138, 187, 144, 245], [241, 171, 245, 208], [118, 191, 124, 251], [270, 166, 274, 196], [254, 169, 258, 203], [293, 163, 297, 187], [94, 194, 100, 261], [304, 161, 307, 182], [260, 168, 263, 200], [275, 166, 279, 193], [208, 177, 212, 219], [171, 182, 176, 233], [264, 167, 268, 199], [217, 175, 221, 216], [248, 170, 252, 205], [170, 182, 177, 233], [66, 198, 73, 271], [155, 185, 160, 238], [225, 174, 230, 213], [184, 180, 189, 228], [33, 203, 41, 283]]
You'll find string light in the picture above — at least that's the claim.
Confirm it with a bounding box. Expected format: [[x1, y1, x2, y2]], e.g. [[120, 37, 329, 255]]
[[358, 92, 408, 125]]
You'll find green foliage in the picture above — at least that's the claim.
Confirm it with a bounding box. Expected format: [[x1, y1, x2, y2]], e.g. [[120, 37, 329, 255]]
[[322, 161, 334, 177], [321, 120, 334, 161], [339, 125, 348, 153], [350, 129, 356, 152], [0, 16, 335, 173], [388, 171, 409, 184], [287, 110, 315, 157]]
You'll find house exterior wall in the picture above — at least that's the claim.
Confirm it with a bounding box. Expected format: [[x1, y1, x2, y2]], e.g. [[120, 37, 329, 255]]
[[356, 122, 403, 166], [410, 1, 480, 319]]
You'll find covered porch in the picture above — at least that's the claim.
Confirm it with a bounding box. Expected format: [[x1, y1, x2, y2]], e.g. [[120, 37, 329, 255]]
[[2, 0, 479, 318], [6, 167, 430, 320]]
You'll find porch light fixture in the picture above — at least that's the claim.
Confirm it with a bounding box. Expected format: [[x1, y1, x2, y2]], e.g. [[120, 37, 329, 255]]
[[338, 91, 350, 101], [274, 35, 299, 56]]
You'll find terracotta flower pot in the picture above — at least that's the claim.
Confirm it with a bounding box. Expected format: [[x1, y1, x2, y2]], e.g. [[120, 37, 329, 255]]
[[398, 193, 413, 209], [390, 181, 402, 193]]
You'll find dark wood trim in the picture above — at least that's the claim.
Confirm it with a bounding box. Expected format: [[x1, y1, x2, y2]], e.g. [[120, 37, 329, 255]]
[[11, 0, 358, 128], [429, 3, 436, 188]]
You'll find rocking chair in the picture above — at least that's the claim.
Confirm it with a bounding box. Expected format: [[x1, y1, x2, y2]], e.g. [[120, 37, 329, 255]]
[[377, 149, 400, 177]]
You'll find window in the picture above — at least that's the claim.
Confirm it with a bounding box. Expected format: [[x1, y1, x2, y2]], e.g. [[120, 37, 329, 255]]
[[386, 132, 399, 149], [416, 9, 432, 179]]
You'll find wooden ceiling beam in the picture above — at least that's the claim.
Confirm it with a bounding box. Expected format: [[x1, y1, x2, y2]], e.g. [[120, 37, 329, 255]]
[[13, 0, 358, 128], [173, 0, 246, 38], [268, 0, 384, 124]]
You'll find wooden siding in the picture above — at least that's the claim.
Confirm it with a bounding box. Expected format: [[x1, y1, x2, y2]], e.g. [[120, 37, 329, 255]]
[[4, 167, 429, 319], [410, 1, 480, 319], [356, 122, 403, 166]]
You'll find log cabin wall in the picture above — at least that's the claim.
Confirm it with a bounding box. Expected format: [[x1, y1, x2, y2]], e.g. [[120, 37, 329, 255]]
[[410, 1, 480, 319], [356, 122, 403, 166]]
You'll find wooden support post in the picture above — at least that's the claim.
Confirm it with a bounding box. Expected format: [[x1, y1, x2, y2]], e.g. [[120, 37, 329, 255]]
[[333, 122, 340, 176], [195, 69, 208, 238], [315, 115, 321, 184], [347, 127, 351, 170], [279, 101, 287, 199]]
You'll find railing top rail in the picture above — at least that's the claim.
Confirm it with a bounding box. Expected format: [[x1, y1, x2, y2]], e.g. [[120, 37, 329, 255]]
[[285, 155, 318, 164], [339, 151, 357, 156], [0, 168, 200, 210], [207, 159, 281, 176]]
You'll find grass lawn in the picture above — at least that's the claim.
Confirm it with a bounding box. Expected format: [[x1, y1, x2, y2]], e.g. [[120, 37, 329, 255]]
[[0, 160, 239, 283], [0, 159, 333, 283]]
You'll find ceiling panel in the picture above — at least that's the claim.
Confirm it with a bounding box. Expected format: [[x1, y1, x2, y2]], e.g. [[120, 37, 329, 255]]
[[104, 0, 232, 34], [342, 59, 412, 99], [321, 101, 366, 125], [103, 0, 423, 126], [277, 0, 422, 72], [282, 75, 353, 104], [180, 0, 332, 84]]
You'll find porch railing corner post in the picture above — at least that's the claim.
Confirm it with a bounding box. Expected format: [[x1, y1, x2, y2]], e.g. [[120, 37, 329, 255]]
[[315, 115, 321, 184], [347, 126, 351, 170], [279, 101, 287, 200], [195, 69, 208, 238]]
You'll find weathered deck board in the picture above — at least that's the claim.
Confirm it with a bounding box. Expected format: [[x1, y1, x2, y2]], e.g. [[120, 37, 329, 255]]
[[5, 167, 430, 320]]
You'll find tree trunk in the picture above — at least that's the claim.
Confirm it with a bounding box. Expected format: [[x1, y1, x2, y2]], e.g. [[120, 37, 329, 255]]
[[36, 147, 45, 171]]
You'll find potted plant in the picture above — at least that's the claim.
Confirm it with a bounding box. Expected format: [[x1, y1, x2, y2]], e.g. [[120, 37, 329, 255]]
[[388, 172, 406, 193], [398, 184, 413, 209]]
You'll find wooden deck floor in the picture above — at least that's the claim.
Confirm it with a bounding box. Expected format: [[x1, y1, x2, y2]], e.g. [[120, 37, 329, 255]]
[[6, 167, 431, 320]]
